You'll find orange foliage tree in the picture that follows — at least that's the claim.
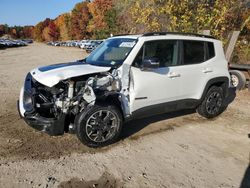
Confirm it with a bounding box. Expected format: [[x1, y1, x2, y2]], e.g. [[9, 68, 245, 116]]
[[54, 13, 71, 41], [87, 0, 118, 39], [33, 18, 51, 41], [70, 1, 91, 40], [42, 21, 59, 41], [26, 0, 250, 43]]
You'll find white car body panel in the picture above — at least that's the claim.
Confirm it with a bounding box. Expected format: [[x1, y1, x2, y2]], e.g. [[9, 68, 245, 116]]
[[31, 64, 110, 87], [130, 67, 182, 112], [119, 35, 230, 113], [19, 87, 25, 117]]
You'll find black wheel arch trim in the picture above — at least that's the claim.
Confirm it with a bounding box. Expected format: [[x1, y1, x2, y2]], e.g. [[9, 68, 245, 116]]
[[95, 92, 127, 120], [200, 76, 230, 101]]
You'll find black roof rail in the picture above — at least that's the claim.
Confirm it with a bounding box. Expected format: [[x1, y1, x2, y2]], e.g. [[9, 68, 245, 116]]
[[113, 33, 138, 37], [142, 32, 216, 39]]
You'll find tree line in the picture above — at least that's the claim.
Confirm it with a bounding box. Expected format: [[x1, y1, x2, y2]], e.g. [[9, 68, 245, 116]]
[[0, 24, 33, 39], [0, 0, 249, 42]]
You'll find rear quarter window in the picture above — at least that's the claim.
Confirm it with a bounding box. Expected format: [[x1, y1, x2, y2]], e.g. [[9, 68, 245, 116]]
[[207, 42, 215, 59], [183, 40, 206, 64]]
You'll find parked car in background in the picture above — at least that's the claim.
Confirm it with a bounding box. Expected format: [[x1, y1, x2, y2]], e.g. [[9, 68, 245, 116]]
[[79, 40, 90, 49], [47, 39, 105, 53], [86, 40, 103, 53], [78, 40, 88, 48], [0, 38, 30, 48], [21, 39, 33, 44], [80, 40, 94, 49]]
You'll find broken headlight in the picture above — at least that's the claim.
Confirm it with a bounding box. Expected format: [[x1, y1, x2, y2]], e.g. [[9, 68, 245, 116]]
[[23, 90, 33, 112]]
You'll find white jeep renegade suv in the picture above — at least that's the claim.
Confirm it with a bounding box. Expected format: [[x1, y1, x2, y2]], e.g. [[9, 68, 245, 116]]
[[18, 32, 231, 147]]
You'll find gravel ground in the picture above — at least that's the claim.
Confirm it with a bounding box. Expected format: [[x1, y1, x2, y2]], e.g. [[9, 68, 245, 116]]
[[0, 43, 249, 188]]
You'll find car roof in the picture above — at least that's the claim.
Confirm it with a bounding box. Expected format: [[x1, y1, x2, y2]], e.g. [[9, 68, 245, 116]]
[[111, 35, 141, 39], [111, 32, 218, 42]]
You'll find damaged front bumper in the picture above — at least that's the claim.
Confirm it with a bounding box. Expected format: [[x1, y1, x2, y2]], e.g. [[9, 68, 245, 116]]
[[17, 73, 65, 136], [18, 101, 66, 136]]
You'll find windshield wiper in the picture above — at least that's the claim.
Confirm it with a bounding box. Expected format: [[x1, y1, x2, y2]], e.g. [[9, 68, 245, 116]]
[[77, 58, 88, 64]]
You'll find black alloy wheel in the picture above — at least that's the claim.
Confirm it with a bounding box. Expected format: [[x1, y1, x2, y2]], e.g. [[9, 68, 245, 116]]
[[205, 91, 223, 115], [197, 86, 227, 119], [75, 104, 123, 147]]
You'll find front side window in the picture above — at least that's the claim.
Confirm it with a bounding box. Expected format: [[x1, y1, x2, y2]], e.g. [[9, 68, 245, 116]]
[[133, 40, 178, 68], [183, 41, 206, 64], [86, 38, 137, 67]]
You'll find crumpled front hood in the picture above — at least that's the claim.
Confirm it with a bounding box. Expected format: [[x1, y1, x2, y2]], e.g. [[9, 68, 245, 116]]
[[30, 61, 110, 87]]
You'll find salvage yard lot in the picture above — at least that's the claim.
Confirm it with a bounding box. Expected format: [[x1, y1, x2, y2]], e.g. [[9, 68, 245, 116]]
[[0, 43, 249, 188]]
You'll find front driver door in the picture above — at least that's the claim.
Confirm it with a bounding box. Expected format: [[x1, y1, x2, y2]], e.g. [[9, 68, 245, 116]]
[[129, 40, 182, 114]]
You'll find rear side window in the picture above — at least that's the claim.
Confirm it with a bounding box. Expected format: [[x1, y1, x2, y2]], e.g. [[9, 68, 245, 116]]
[[183, 41, 205, 64], [207, 42, 215, 59]]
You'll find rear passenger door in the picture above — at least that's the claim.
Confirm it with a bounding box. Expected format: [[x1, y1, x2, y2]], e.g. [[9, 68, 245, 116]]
[[178, 40, 216, 100]]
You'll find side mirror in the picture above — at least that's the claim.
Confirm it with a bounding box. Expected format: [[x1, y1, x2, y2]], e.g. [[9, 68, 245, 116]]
[[141, 57, 160, 70]]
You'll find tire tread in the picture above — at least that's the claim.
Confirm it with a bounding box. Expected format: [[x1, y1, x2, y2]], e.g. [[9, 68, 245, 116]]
[[197, 86, 227, 119], [75, 104, 123, 148]]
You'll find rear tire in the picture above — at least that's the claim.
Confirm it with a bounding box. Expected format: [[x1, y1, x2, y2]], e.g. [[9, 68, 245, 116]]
[[229, 70, 246, 90], [197, 86, 227, 119], [75, 104, 123, 148]]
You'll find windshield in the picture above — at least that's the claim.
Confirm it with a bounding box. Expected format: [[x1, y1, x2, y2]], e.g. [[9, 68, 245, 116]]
[[85, 38, 137, 67]]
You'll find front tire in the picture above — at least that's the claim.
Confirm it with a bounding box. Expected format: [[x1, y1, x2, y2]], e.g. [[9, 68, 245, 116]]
[[197, 86, 227, 119], [75, 104, 123, 148]]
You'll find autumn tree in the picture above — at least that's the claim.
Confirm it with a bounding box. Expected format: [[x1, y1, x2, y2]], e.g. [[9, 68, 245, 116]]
[[0, 24, 9, 37], [70, 1, 91, 40], [87, 0, 118, 39], [32, 22, 44, 41], [55, 13, 71, 41], [42, 21, 59, 41], [113, 0, 137, 34], [0, 25, 4, 36], [33, 18, 51, 41], [128, 0, 249, 40], [3, 0, 247, 44], [10, 28, 18, 38], [22, 26, 34, 38]]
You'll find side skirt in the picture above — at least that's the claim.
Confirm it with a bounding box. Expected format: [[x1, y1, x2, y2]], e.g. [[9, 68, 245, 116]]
[[126, 99, 200, 121]]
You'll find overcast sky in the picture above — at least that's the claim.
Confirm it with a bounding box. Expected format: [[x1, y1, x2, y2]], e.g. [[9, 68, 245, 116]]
[[0, 0, 83, 26]]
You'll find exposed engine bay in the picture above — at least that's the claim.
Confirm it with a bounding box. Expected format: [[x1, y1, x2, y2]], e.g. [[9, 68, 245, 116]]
[[18, 37, 137, 146], [28, 69, 122, 130]]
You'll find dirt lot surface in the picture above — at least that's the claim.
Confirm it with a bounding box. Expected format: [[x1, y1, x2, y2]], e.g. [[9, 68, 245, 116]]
[[0, 43, 249, 188]]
